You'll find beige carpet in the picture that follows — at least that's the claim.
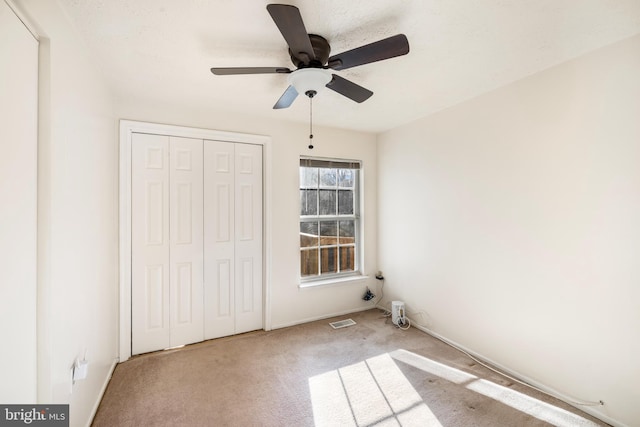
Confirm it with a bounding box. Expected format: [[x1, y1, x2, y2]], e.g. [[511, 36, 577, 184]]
[[93, 309, 607, 426]]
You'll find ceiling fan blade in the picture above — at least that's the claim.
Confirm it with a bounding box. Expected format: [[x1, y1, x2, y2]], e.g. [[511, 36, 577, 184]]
[[211, 67, 291, 75], [273, 85, 299, 109], [267, 4, 315, 63], [327, 34, 409, 71], [326, 74, 373, 103]]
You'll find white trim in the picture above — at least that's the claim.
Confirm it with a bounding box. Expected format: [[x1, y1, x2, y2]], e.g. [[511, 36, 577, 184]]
[[270, 306, 372, 330], [262, 134, 273, 331], [119, 120, 272, 361], [299, 161, 362, 281], [85, 358, 118, 427], [396, 311, 622, 427], [118, 123, 132, 362], [120, 120, 269, 145], [299, 274, 369, 289]]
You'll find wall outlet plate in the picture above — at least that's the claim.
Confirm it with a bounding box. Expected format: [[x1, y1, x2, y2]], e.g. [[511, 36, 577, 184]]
[[73, 360, 88, 381]]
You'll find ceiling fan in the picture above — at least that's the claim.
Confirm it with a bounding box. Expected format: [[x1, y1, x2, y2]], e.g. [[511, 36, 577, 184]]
[[210, 4, 410, 109]]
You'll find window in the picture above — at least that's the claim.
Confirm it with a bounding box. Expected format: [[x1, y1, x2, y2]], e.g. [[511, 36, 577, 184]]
[[300, 157, 361, 281]]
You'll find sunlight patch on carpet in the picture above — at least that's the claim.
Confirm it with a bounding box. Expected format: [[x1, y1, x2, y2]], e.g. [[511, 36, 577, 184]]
[[391, 349, 601, 427], [468, 379, 600, 427], [310, 349, 600, 427], [308, 353, 443, 427], [390, 348, 477, 384]]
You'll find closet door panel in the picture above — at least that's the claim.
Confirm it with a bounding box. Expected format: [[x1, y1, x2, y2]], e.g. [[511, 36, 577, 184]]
[[169, 137, 204, 347], [132, 133, 170, 354], [234, 143, 263, 334], [203, 141, 235, 339], [133, 135, 263, 351]]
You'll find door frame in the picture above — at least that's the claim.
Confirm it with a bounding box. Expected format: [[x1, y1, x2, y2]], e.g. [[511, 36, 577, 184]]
[[119, 120, 272, 362]]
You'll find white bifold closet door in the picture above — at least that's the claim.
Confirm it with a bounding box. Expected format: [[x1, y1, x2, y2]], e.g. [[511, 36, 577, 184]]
[[131, 134, 262, 355], [204, 141, 263, 340], [131, 133, 204, 355]]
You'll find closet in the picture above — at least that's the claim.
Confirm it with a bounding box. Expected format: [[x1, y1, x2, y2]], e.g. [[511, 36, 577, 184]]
[[131, 132, 262, 355]]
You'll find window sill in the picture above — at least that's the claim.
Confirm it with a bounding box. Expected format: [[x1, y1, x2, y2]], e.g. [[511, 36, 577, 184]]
[[299, 274, 369, 289]]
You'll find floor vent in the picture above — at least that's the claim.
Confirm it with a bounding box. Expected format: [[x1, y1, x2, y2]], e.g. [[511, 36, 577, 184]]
[[329, 318, 356, 329]]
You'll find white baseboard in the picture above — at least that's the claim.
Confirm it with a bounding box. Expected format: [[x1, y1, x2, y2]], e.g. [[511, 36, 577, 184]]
[[394, 310, 624, 427], [270, 305, 375, 330], [85, 358, 118, 427]]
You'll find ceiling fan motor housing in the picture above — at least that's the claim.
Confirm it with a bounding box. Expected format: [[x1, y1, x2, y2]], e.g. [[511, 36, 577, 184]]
[[289, 34, 331, 67]]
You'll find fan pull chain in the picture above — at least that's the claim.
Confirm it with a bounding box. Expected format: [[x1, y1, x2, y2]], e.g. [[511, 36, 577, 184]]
[[308, 94, 314, 149]]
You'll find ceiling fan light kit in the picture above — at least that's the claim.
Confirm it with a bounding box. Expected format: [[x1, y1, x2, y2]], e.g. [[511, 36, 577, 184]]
[[210, 4, 410, 147], [288, 68, 332, 98]]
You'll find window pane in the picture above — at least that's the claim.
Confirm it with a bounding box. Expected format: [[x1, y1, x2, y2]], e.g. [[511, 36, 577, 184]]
[[339, 220, 355, 244], [320, 247, 338, 274], [320, 221, 338, 246], [301, 249, 318, 277], [300, 167, 318, 188], [339, 246, 355, 272], [319, 168, 337, 187], [338, 169, 354, 188], [300, 222, 318, 248], [300, 189, 318, 215], [338, 190, 354, 215], [319, 190, 336, 215], [300, 160, 360, 280]]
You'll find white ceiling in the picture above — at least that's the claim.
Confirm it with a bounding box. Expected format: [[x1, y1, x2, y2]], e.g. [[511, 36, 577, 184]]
[[58, 0, 640, 133]]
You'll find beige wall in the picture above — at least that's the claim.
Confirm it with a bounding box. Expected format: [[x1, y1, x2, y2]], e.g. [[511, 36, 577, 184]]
[[0, 0, 38, 403], [377, 34, 640, 426], [17, 0, 119, 425]]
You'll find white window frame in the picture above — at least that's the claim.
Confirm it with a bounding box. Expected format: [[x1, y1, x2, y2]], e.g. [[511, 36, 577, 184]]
[[299, 157, 362, 283]]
